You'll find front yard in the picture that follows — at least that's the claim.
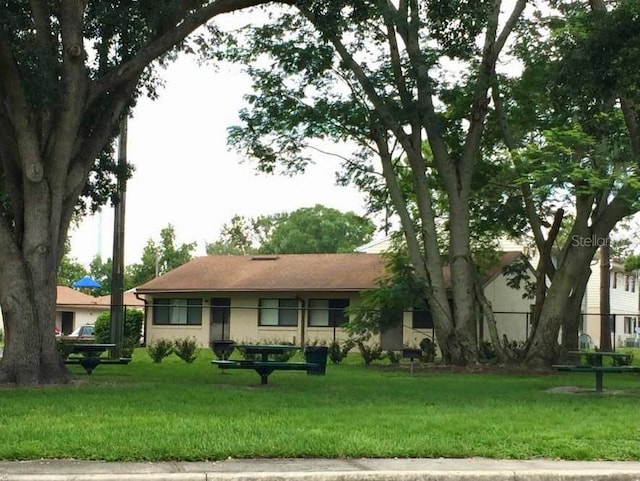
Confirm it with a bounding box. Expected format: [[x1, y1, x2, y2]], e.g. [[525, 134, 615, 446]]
[[0, 348, 638, 461]]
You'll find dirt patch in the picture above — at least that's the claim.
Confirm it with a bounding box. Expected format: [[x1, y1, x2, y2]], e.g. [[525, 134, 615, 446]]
[[545, 385, 638, 395]]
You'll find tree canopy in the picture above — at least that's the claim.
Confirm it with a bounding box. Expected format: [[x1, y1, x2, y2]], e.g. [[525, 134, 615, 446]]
[[206, 204, 375, 254], [128, 224, 197, 287]]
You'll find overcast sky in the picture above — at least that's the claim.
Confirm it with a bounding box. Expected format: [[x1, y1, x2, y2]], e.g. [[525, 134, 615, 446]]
[[69, 46, 369, 267]]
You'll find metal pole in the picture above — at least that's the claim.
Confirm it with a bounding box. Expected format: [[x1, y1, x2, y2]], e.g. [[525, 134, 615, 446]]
[[110, 116, 127, 358], [599, 242, 612, 351]]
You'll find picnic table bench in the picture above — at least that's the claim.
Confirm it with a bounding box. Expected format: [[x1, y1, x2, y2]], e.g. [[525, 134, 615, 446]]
[[553, 351, 639, 392], [63, 343, 131, 374], [211, 344, 326, 385], [212, 359, 319, 385]]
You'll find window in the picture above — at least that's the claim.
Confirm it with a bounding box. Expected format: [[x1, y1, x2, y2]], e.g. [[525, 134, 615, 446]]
[[412, 308, 434, 329], [611, 272, 618, 289], [625, 275, 632, 292], [259, 299, 298, 326], [624, 317, 634, 335], [308, 299, 349, 327], [153, 298, 202, 325], [631, 276, 637, 293]]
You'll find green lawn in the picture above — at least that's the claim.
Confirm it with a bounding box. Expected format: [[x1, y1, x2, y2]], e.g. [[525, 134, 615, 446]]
[[0, 348, 638, 461]]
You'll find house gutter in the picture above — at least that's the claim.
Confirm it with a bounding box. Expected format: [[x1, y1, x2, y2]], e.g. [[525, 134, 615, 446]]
[[134, 292, 149, 346]]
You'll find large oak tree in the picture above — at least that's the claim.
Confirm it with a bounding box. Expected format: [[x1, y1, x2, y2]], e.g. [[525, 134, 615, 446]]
[[216, 0, 640, 366], [0, 0, 280, 386], [216, 0, 527, 364]]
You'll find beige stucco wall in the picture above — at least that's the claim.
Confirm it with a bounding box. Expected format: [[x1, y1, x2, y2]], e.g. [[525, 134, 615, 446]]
[[481, 272, 533, 343], [400, 271, 534, 349], [55, 307, 106, 332], [145, 291, 363, 347], [144, 268, 540, 350], [402, 311, 434, 349], [1, 305, 104, 335]]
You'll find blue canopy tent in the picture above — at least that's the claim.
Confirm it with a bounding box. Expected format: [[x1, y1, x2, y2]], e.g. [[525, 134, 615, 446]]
[[71, 275, 102, 289]]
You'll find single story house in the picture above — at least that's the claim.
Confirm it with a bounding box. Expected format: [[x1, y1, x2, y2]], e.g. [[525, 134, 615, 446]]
[[135, 252, 535, 349], [55, 286, 106, 334], [0, 288, 144, 336], [56, 288, 145, 335]]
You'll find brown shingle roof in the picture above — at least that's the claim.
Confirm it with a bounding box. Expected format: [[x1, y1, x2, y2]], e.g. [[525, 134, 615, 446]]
[[57, 287, 144, 308], [135, 253, 388, 293], [134, 252, 526, 294], [56, 286, 104, 308], [96, 291, 145, 308]]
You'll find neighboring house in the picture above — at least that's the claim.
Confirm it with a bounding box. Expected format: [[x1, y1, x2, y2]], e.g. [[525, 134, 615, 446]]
[[1, 288, 145, 337], [499, 237, 640, 349], [581, 260, 640, 348], [135, 252, 535, 349], [96, 291, 145, 311], [55, 286, 107, 334], [355, 236, 392, 254], [57, 288, 145, 335]]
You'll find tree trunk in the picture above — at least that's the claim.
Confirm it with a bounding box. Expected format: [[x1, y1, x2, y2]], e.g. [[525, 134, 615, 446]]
[[371, 125, 457, 362], [526, 241, 597, 366], [561, 262, 592, 353], [446, 192, 479, 365], [0, 248, 71, 385]]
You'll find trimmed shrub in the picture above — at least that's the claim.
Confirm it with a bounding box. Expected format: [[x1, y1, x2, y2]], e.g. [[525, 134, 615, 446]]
[[478, 340, 496, 362], [94, 308, 143, 356], [173, 337, 199, 364], [356, 340, 383, 365], [327, 339, 354, 364], [419, 337, 437, 362], [386, 350, 401, 364], [147, 339, 174, 363]]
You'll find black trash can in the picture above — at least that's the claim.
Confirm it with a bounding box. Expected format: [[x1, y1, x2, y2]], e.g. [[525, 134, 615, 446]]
[[211, 340, 235, 360], [304, 346, 329, 375]]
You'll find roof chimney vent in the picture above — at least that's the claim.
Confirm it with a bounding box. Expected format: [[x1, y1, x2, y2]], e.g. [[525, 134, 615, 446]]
[[251, 255, 280, 261]]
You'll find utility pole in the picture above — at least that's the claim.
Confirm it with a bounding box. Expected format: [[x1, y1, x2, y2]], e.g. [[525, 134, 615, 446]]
[[110, 116, 127, 358]]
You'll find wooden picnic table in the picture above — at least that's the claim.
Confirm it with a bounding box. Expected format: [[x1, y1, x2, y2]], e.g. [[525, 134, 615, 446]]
[[553, 351, 639, 392], [212, 344, 323, 385]]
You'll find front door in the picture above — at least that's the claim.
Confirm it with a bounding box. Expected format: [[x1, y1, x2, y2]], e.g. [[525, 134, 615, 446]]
[[210, 298, 231, 343], [61, 311, 74, 335]]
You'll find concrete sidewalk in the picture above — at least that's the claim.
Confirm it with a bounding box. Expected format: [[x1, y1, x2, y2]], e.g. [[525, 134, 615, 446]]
[[1, 458, 639, 481]]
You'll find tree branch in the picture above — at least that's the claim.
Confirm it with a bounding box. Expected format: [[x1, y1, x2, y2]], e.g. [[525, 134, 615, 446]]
[[0, 32, 43, 186], [29, 0, 55, 58], [381, 2, 413, 111], [53, 0, 89, 189], [459, 0, 527, 188], [87, 0, 278, 107]]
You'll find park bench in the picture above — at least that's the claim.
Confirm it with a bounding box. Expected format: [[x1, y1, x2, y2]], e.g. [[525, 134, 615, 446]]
[[553, 351, 639, 392], [212, 359, 319, 385]]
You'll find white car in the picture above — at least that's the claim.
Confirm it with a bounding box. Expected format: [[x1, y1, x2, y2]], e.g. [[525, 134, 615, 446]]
[[67, 324, 95, 339]]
